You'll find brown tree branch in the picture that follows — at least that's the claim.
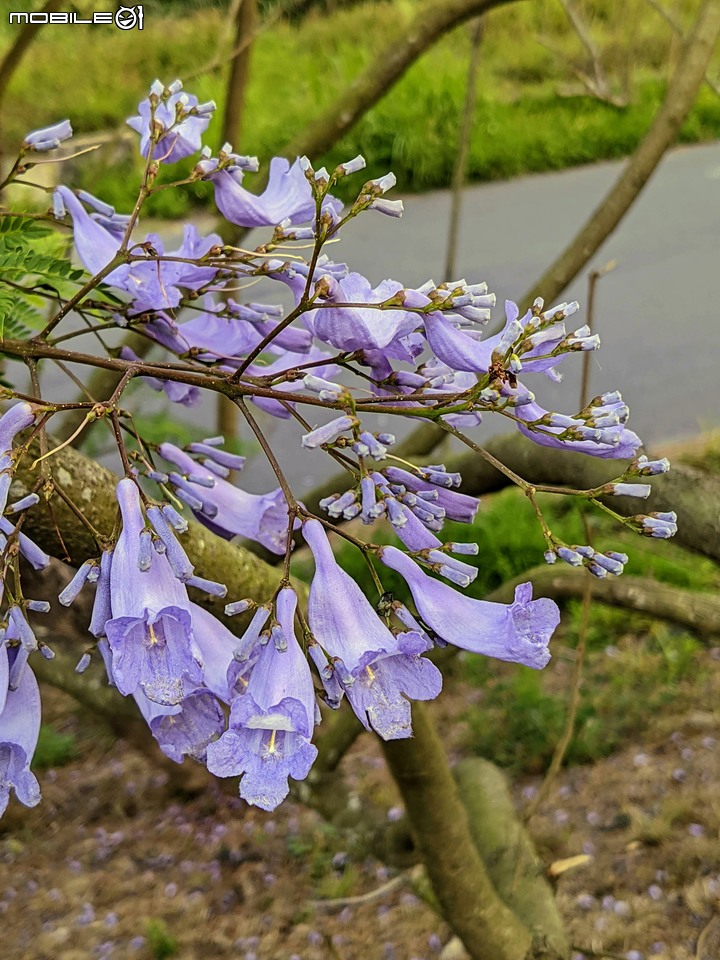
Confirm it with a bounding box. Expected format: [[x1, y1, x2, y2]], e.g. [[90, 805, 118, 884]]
[[281, 0, 520, 164], [392, 0, 720, 466], [644, 0, 720, 98], [520, 0, 720, 312], [381, 703, 536, 960]]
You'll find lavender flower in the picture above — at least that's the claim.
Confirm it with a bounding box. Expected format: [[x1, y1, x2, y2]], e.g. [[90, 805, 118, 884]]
[[0, 643, 41, 817], [127, 79, 214, 163], [23, 119, 72, 152], [310, 274, 419, 352], [303, 520, 442, 738], [514, 395, 642, 459], [206, 588, 318, 810], [119, 347, 201, 407], [104, 479, 203, 704], [200, 155, 342, 227], [56, 188, 221, 312], [133, 687, 224, 763], [380, 546, 560, 669], [0, 402, 36, 511], [158, 443, 293, 555]]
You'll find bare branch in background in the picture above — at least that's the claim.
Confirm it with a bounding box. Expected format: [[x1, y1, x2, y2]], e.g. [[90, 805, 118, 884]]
[[393, 0, 720, 465], [645, 0, 720, 98], [445, 16, 485, 280], [540, 0, 629, 107]]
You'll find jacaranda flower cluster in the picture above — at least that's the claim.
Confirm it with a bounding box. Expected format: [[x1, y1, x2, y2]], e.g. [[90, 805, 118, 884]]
[[0, 79, 675, 812]]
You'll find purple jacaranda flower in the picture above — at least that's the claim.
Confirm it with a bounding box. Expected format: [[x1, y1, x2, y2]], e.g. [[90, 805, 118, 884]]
[[119, 347, 201, 407], [23, 119, 72, 152], [158, 443, 293, 555], [0, 643, 41, 817], [513, 395, 641, 459], [190, 602, 255, 703], [245, 347, 338, 419], [0, 402, 37, 515], [55, 188, 220, 312], [423, 298, 581, 378], [105, 479, 203, 705], [133, 687, 224, 763], [126, 231, 221, 315], [127, 79, 214, 163], [145, 301, 258, 361], [380, 546, 560, 669], [200, 155, 342, 227], [309, 274, 419, 352], [144, 298, 311, 368], [206, 588, 318, 811], [53, 186, 130, 283], [303, 520, 442, 739]]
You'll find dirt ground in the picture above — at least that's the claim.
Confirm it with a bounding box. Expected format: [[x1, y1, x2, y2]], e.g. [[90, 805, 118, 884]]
[[1, 646, 719, 960]]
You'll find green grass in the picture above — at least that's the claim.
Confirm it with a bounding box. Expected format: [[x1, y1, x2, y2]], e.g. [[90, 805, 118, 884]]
[[31, 724, 78, 770], [2, 0, 718, 216], [460, 613, 704, 773], [146, 919, 178, 960]]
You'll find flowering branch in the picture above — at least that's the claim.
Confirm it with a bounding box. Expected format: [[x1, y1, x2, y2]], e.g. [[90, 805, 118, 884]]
[[0, 76, 681, 861]]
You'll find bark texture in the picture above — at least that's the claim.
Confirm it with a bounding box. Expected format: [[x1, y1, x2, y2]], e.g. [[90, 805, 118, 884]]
[[381, 703, 535, 960]]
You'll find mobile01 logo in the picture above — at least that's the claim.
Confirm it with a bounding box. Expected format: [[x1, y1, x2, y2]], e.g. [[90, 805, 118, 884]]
[[9, 5, 144, 29]]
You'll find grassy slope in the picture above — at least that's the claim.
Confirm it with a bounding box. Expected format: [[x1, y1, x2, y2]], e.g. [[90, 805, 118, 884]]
[[1, 0, 719, 215]]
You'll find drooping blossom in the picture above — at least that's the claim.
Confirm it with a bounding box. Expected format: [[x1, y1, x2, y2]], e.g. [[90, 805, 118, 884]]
[[199, 155, 342, 228], [206, 588, 318, 810], [133, 687, 224, 763], [120, 347, 201, 407], [513, 394, 641, 459], [303, 520, 442, 739], [380, 545, 560, 669], [158, 443, 293, 555], [308, 274, 419, 352], [0, 402, 37, 516], [54, 187, 221, 312], [104, 479, 203, 704], [0, 640, 41, 816]]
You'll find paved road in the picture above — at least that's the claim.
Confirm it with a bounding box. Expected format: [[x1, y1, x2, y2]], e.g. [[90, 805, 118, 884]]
[[34, 141, 720, 493]]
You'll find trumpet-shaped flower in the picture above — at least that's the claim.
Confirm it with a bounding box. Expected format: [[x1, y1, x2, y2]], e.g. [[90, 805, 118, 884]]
[[0, 402, 36, 516], [127, 79, 214, 163], [158, 443, 293, 554], [134, 687, 224, 763], [309, 274, 419, 352], [55, 188, 221, 312], [380, 546, 560, 669], [0, 642, 41, 816], [201, 156, 342, 227], [105, 479, 202, 705], [206, 589, 318, 811], [303, 520, 441, 739]]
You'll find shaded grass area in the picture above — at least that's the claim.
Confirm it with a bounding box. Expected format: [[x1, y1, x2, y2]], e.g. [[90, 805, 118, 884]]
[[2, 0, 719, 216]]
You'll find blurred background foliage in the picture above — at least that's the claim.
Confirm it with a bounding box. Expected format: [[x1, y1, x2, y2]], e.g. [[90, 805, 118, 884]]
[[1, 0, 718, 216]]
